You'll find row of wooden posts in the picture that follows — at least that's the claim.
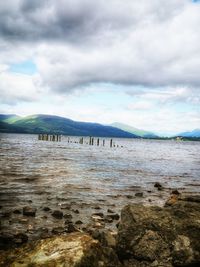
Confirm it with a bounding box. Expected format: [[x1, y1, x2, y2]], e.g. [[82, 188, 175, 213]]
[[38, 134, 61, 142], [38, 134, 121, 148], [75, 136, 117, 148]]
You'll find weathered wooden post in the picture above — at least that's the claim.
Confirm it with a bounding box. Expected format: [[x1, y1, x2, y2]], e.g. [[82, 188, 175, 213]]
[[89, 136, 92, 145], [103, 140, 105, 146], [110, 139, 113, 148], [97, 138, 99, 146], [91, 137, 94, 145], [59, 135, 61, 142]]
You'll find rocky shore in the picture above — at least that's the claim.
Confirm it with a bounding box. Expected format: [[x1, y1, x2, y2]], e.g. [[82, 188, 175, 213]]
[[0, 192, 199, 267]]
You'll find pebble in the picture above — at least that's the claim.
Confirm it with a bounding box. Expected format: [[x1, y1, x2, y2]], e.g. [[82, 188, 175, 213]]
[[13, 209, 21, 214], [63, 213, 72, 219], [107, 209, 115, 213], [52, 210, 63, 219], [106, 213, 120, 220], [52, 227, 65, 234], [75, 220, 83, 225], [23, 206, 36, 217], [72, 209, 79, 214], [43, 207, 51, 212], [135, 192, 143, 197]]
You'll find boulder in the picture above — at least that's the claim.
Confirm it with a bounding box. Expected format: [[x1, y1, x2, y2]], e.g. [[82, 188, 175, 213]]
[[0, 232, 121, 267], [116, 198, 200, 266]]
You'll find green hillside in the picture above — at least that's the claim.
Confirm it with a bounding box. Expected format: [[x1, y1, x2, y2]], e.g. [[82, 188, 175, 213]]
[[110, 122, 158, 138], [0, 114, 138, 138]]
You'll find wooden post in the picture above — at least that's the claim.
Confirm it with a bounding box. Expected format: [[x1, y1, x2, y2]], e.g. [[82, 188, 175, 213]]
[[91, 138, 94, 145], [110, 139, 113, 148], [97, 138, 99, 146], [103, 140, 105, 146], [89, 136, 92, 145], [59, 135, 61, 142]]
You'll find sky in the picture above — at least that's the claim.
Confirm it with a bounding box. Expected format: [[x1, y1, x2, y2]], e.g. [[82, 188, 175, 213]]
[[0, 0, 200, 135]]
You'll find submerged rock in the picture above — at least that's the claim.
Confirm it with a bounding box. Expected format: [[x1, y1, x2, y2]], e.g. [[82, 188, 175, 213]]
[[51, 210, 63, 219], [23, 206, 36, 217], [0, 232, 121, 267], [117, 197, 200, 266]]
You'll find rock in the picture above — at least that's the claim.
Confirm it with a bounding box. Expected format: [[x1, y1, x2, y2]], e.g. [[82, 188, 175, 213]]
[[101, 230, 116, 248], [92, 212, 104, 218], [91, 215, 105, 222], [126, 195, 133, 199], [117, 199, 200, 266], [0, 232, 28, 250], [52, 227, 66, 234], [154, 182, 163, 190], [107, 209, 115, 213], [165, 194, 179, 206], [72, 209, 80, 214], [0, 232, 121, 267], [75, 220, 83, 225], [135, 192, 143, 197], [171, 189, 180, 195], [60, 203, 71, 209], [43, 207, 51, 212], [0, 211, 11, 218], [94, 206, 101, 210], [64, 213, 73, 219], [13, 233, 28, 245], [51, 210, 63, 219], [13, 209, 21, 214], [22, 206, 36, 216], [106, 213, 120, 220], [66, 223, 78, 233]]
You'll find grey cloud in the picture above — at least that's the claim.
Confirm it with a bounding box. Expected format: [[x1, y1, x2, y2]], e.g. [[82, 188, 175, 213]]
[[1, 0, 200, 97]]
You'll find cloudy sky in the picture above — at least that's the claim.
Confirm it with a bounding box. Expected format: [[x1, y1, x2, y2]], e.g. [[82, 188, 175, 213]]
[[0, 0, 200, 135]]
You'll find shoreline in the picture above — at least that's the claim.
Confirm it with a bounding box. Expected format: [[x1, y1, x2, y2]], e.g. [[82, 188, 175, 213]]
[[0, 192, 199, 266]]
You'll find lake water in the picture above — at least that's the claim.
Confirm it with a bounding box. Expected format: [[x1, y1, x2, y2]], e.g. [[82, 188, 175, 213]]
[[0, 133, 200, 241]]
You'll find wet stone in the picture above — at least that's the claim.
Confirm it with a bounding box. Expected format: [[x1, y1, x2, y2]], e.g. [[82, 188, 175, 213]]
[[154, 182, 163, 190], [135, 192, 144, 197], [107, 209, 115, 213], [13, 209, 21, 214], [72, 209, 80, 214], [126, 195, 133, 199], [23, 206, 36, 217], [52, 210, 63, 219], [92, 212, 104, 218], [13, 233, 28, 245], [60, 204, 71, 210], [75, 220, 83, 225], [66, 223, 77, 233], [94, 206, 101, 210], [106, 213, 120, 220], [43, 207, 51, 212], [52, 227, 66, 235], [63, 213, 72, 219], [171, 189, 180, 195]]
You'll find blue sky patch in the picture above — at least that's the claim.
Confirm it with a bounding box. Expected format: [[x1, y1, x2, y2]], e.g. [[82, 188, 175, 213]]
[[9, 60, 37, 75]]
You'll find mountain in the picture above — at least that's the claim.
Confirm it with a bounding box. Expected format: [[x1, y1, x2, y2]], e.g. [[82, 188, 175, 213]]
[[110, 122, 158, 138], [178, 129, 200, 138], [0, 114, 138, 138]]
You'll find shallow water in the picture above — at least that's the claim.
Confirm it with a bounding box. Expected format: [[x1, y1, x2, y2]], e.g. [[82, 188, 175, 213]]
[[0, 133, 200, 241]]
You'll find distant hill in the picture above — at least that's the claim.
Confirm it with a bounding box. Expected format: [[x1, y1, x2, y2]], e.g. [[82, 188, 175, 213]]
[[178, 129, 200, 138], [0, 114, 138, 138], [110, 122, 158, 138]]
